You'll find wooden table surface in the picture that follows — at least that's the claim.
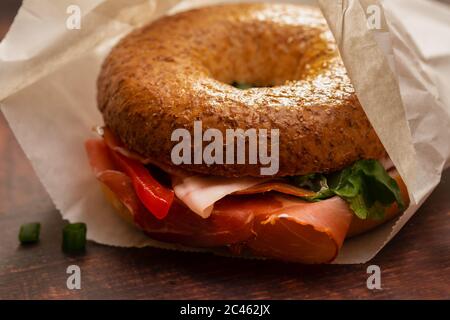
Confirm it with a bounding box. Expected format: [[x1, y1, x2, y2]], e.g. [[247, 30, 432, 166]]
[[0, 1, 449, 300]]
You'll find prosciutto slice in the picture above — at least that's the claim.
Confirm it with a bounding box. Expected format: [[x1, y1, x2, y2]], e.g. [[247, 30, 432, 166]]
[[85, 137, 354, 263], [246, 196, 352, 263], [86, 139, 255, 246], [101, 127, 268, 217], [234, 181, 316, 198]]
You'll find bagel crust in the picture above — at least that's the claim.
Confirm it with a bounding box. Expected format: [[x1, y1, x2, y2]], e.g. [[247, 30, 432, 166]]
[[98, 3, 386, 177]]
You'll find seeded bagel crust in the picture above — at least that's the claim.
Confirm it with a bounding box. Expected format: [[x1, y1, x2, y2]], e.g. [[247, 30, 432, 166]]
[[97, 3, 386, 177]]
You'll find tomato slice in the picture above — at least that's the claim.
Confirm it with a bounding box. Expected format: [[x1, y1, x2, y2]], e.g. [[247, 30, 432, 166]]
[[110, 149, 174, 219]]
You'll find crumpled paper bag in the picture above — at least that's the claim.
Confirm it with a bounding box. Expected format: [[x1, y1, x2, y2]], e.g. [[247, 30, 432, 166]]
[[1, 0, 449, 263]]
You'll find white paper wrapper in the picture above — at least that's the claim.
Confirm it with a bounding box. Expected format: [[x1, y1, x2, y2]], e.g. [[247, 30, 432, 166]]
[[1, 0, 449, 263]]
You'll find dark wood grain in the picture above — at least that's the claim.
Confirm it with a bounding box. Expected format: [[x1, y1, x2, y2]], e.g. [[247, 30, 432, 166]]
[[0, 1, 449, 300]]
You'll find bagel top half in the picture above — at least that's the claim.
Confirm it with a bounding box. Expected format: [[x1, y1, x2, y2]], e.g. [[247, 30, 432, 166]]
[[97, 3, 385, 177]]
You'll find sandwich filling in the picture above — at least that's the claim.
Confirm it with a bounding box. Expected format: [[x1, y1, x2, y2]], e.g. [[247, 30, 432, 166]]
[[84, 127, 408, 263]]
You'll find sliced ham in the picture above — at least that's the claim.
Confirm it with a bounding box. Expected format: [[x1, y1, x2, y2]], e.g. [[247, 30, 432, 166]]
[[172, 175, 268, 218], [85, 137, 354, 263]]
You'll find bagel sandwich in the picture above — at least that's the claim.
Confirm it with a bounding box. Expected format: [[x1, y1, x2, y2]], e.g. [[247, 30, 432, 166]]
[[85, 3, 409, 263]]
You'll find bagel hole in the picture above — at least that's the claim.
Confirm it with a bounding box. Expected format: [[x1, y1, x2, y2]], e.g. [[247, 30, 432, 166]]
[[231, 81, 272, 90], [197, 21, 334, 90]]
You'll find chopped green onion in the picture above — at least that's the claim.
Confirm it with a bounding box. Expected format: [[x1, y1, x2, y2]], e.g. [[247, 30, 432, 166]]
[[62, 223, 87, 254], [19, 222, 41, 244]]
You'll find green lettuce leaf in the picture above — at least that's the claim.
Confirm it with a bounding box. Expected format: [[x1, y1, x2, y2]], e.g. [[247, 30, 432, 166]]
[[292, 160, 405, 220], [291, 173, 334, 201]]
